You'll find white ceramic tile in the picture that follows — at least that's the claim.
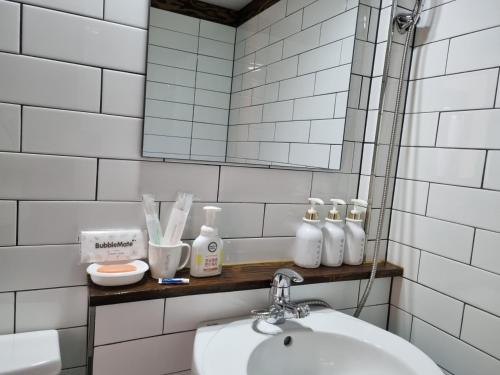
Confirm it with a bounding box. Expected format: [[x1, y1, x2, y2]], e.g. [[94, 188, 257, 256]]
[[16, 286, 87, 331], [303, 0, 348, 28], [388, 306, 412, 341], [0, 201, 16, 246], [406, 69, 498, 113], [447, 26, 500, 74], [147, 64, 196, 87], [228, 125, 249, 141], [401, 112, 439, 146], [218, 166, 312, 203], [22, 107, 142, 159], [310, 171, 358, 202], [143, 134, 190, 157], [234, 40, 245, 60], [350, 304, 389, 330], [102, 70, 144, 117], [191, 139, 226, 157], [18, 201, 147, 245], [263, 204, 319, 237], [255, 41, 283, 67], [144, 117, 192, 137], [192, 123, 227, 141], [233, 54, 256, 76], [23, 6, 147, 73], [289, 143, 330, 168], [200, 20, 235, 44], [195, 89, 230, 109], [296, 281, 360, 310], [104, 0, 149, 28], [245, 28, 270, 55], [98, 159, 219, 201], [146, 82, 194, 104], [484, 151, 500, 191], [283, 25, 321, 58], [193, 106, 229, 125], [410, 40, 448, 79], [164, 289, 268, 333], [242, 68, 267, 90], [334, 91, 348, 118], [223, 237, 294, 264], [461, 305, 500, 360], [319, 8, 358, 45], [93, 331, 195, 375], [298, 41, 342, 75], [149, 8, 199, 36], [472, 229, 500, 275], [230, 105, 263, 125], [198, 37, 234, 60], [390, 210, 474, 263], [248, 122, 275, 141], [391, 277, 463, 336], [279, 74, 315, 100], [196, 72, 232, 93], [252, 83, 279, 105], [161, 202, 263, 239], [21, 0, 104, 18], [0, 293, 14, 334], [287, 0, 316, 15], [0, 245, 86, 292], [427, 184, 500, 233], [231, 90, 252, 108], [411, 318, 500, 375], [58, 327, 87, 369], [149, 27, 197, 54], [145, 99, 193, 121], [437, 109, 500, 149], [269, 11, 302, 43], [0, 0, 20, 53], [0, 52, 101, 112], [258, 0, 286, 30], [0, 152, 96, 200], [198, 55, 233, 77], [352, 40, 374, 76], [359, 278, 391, 306], [236, 16, 258, 42], [419, 252, 500, 316], [266, 56, 298, 83], [329, 145, 342, 170], [274, 121, 310, 142], [262, 100, 294, 122], [147, 45, 197, 70], [0, 103, 20, 152], [95, 300, 164, 345], [397, 147, 485, 187], [392, 179, 429, 215], [259, 142, 289, 163], [309, 119, 344, 144], [293, 94, 336, 120], [226, 141, 259, 159]]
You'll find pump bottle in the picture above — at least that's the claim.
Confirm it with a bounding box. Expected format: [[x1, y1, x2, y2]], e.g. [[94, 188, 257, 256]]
[[190, 206, 223, 277], [293, 198, 324, 268], [321, 199, 346, 267], [343, 199, 367, 266]]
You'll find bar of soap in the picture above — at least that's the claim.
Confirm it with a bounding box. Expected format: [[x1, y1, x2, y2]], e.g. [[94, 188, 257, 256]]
[[97, 264, 137, 273]]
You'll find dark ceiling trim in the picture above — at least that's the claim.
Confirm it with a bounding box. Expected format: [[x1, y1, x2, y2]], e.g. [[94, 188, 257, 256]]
[[151, 0, 280, 28]]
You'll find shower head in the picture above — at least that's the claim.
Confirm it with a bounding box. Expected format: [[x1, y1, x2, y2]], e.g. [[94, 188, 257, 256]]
[[394, 0, 424, 33]]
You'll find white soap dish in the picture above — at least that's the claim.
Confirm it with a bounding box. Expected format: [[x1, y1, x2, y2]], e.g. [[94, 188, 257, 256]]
[[87, 260, 149, 286]]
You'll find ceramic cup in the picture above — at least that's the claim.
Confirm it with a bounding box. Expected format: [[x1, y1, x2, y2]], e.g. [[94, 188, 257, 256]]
[[148, 241, 191, 279]]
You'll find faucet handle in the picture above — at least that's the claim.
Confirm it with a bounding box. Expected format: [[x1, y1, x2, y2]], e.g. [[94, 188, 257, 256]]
[[273, 268, 304, 284]]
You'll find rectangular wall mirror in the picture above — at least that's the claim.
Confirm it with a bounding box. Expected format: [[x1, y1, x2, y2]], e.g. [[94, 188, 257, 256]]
[[143, 0, 361, 170]]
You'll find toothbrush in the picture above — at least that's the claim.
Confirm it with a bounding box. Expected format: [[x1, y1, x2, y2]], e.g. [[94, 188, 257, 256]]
[[142, 194, 163, 245]]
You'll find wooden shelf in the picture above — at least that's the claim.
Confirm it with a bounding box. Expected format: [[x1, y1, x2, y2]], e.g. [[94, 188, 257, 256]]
[[88, 261, 402, 306]]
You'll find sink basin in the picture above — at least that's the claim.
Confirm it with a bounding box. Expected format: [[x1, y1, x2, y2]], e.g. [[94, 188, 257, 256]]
[[193, 309, 442, 375]]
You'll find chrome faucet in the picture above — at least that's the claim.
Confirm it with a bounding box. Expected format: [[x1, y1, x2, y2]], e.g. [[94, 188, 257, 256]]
[[252, 268, 310, 325]]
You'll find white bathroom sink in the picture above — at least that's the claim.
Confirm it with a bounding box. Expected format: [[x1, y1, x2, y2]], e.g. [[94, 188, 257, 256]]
[[193, 309, 442, 375]]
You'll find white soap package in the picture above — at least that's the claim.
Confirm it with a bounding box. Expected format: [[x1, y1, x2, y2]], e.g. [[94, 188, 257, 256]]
[[80, 229, 147, 263]]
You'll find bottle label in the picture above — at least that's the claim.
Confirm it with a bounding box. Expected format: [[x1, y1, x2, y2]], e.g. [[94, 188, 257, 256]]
[[203, 254, 219, 272], [208, 241, 218, 252]]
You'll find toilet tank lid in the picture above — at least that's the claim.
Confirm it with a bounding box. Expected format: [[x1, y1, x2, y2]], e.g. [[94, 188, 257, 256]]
[[0, 330, 61, 375]]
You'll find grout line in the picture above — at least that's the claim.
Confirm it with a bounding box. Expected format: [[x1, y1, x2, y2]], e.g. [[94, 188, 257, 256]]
[[19, 5, 23, 54], [19, 105, 23, 152], [15, 200, 19, 246], [13, 292, 16, 333], [480, 150, 488, 189], [94, 159, 99, 201], [424, 182, 431, 216], [443, 38, 451, 74], [99, 69, 103, 113], [493, 68, 500, 108], [469, 228, 476, 265], [458, 303, 466, 337]]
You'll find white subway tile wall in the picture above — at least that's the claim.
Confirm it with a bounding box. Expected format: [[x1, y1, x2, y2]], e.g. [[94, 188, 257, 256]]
[[227, 0, 359, 168], [389, 1, 500, 373], [0, 1, 373, 374]]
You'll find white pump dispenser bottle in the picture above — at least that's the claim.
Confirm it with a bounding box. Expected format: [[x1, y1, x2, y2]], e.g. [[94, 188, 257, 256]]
[[321, 199, 346, 267], [343, 199, 367, 265], [190, 206, 223, 277], [293, 198, 324, 269]]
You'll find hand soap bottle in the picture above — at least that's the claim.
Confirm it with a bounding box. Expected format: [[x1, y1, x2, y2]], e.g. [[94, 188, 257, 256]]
[[321, 199, 346, 267], [293, 198, 324, 268], [343, 199, 367, 265], [190, 206, 223, 277]]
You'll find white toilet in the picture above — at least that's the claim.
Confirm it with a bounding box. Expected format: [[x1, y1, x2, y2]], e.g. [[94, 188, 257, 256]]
[[0, 330, 61, 375]]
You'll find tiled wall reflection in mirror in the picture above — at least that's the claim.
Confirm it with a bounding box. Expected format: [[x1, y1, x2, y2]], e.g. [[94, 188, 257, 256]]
[[143, 2, 358, 169]]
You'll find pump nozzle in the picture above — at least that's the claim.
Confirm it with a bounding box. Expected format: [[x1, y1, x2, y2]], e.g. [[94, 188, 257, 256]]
[[201, 206, 221, 235], [328, 199, 346, 221], [305, 198, 324, 221], [348, 199, 368, 220]]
